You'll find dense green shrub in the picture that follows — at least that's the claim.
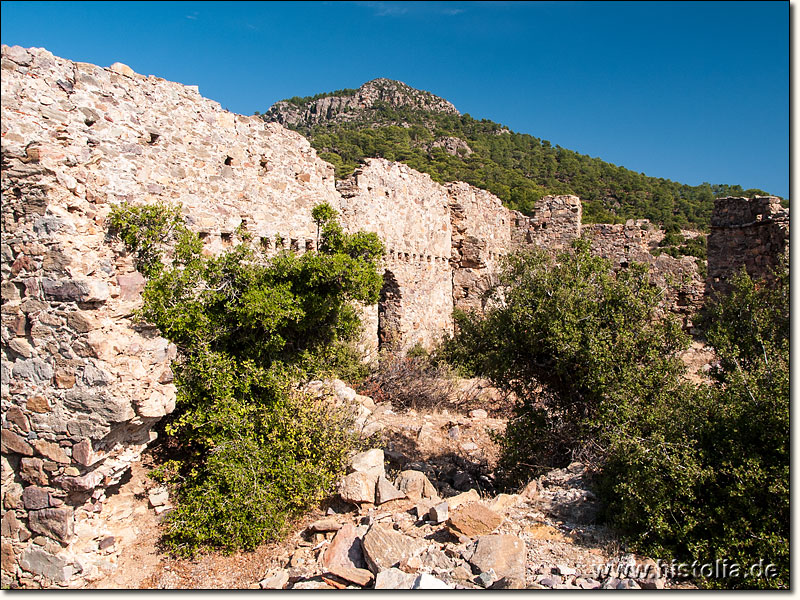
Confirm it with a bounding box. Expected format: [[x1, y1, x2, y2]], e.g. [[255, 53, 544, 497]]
[[601, 265, 788, 588], [109, 201, 383, 555], [441, 239, 690, 483], [442, 244, 788, 588]]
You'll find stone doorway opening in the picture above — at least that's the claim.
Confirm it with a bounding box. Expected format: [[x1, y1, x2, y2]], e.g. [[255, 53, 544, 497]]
[[378, 270, 402, 351]]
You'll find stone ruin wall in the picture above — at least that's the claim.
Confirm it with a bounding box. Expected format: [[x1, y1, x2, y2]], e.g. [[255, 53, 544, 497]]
[[0, 44, 349, 588], [0, 45, 787, 588], [447, 182, 511, 313], [707, 196, 789, 295], [510, 194, 582, 251], [584, 221, 705, 329], [337, 159, 454, 355]]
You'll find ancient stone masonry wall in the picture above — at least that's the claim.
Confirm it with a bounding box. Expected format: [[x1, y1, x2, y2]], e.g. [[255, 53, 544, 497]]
[[707, 196, 789, 295], [447, 182, 512, 313], [337, 159, 454, 354], [1, 44, 343, 588], [585, 220, 705, 328], [510, 195, 582, 252]]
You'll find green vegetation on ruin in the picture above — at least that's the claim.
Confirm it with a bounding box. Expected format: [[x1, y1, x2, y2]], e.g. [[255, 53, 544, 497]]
[[109, 201, 382, 556], [439, 242, 788, 589]]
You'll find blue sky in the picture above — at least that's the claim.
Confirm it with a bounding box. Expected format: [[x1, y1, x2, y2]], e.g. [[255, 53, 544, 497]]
[[1, 1, 789, 197]]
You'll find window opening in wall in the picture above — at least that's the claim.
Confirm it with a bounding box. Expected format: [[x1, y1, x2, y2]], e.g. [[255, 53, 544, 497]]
[[224, 156, 233, 166]]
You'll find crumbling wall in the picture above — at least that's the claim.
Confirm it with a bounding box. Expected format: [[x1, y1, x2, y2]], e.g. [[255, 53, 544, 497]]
[[510, 194, 582, 251], [337, 159, 454, 353], [447, 182, 512, 313], [1, 44, 343, 588], [584, 220, 705, 329], [707, 196, 789, 295]]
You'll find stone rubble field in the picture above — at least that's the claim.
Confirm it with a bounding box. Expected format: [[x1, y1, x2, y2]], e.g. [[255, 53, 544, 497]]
[[81, 379, 692, 590]]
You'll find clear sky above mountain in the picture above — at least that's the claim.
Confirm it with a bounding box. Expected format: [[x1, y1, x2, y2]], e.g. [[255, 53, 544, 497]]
[[1, 1, 789, 198]]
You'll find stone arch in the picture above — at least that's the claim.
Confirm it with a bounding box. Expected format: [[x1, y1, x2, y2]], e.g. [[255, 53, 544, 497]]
[[378, 269, 402, 351]]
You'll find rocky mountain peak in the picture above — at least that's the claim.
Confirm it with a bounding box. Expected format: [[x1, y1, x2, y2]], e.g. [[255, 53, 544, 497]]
[[263, 78, 459, 130]]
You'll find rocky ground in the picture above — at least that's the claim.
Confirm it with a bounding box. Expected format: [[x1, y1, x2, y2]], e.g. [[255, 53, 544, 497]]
[[76, 375, 705, 590]]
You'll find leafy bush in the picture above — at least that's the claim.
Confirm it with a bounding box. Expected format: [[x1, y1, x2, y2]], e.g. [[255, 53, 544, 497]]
[[109, 201, 382, 555], [442, 245, 788, 589], [442, 239, 689, 483], [601, 265, 788, 588]]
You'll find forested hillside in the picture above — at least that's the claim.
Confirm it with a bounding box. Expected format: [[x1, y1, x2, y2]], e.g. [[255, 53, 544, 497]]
[[260, 80, 776, 230]]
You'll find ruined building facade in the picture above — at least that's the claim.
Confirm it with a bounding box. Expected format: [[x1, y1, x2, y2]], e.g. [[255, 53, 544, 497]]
[[0, 45, 788, 587]]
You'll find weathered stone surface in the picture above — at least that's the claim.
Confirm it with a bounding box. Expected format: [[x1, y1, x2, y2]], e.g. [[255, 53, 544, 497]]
[[428, 501, 449, 524], [148, 489, 168, 507], [445, 489, 480, 510], [291, 578, 334, 590], [326, 565, 373, 587], [117, 272, 146, 301], [361, 523, 426, 574], [19, 547, 72, 582], [25, 396, 50, 413], [374, 567, 416, 589], [520, 479, 539, 501], [488, 493, 521, 513], [1, 510, 22, 538], [308, 518, 342, 533], [4, 45, 32, 66], [1, 543, 17, 574], [108, 61, 135, 77], [28, 507, 73, 542], [259, 569, 289, 589], [1, 430, 34, 456], [338, 471, 377, 504], [468, 535, 526, 589], [394, 470, 439, 501], [469, 409, 488, 419], [22, 486, 51, 510], [70, 439, 98, 467], [412, 573, 453, 589], [448, 503, 503, 537], [5, 406, 29, 432], [322, 523, 365, 571], [32, 440, 69, 464], [349, 448, 384, 479], [3, 482, 24, 508], [375, 476, 405, 505]]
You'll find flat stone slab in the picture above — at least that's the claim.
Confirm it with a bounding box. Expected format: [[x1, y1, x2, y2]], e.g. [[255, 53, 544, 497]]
[[374, 568, 416, 589], [326, 565, 374, 587], [322, 523, 366, 570], [361, 523, 426, 574], [308, 518, 343, 532], [468, 534, 526, 589], [448, 503, 502, 537]]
